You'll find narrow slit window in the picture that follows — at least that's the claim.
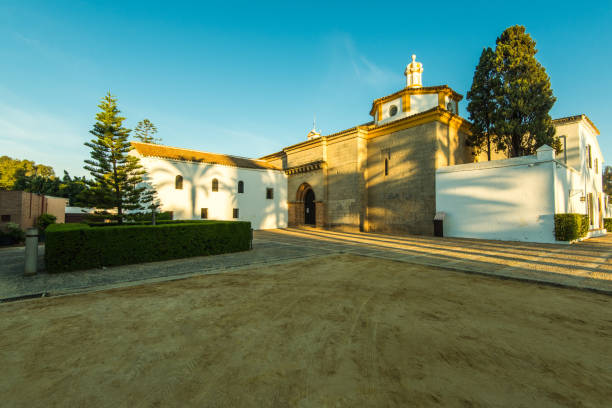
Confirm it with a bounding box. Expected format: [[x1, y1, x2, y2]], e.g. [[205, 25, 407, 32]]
[[238, 180, 244, 193], [233, 208, 239, 219], [587, 145, 592, 168], [384, 158, 389, 176], [201, 208, 208, 219], [212, 178, 219, 192], [175, 175, 183, 190], [266, 188, 274, 199]]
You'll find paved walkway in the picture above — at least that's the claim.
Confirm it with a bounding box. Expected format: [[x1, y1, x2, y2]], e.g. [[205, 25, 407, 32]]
[[257, 228, 612, 294], [1, 228, 611, 301]]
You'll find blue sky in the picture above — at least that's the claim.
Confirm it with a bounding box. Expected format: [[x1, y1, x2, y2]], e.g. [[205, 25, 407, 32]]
[[1, 1, 611, 177]]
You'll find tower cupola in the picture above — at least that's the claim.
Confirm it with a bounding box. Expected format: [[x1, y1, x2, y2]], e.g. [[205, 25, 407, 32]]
[[405, 54, 423, 88]]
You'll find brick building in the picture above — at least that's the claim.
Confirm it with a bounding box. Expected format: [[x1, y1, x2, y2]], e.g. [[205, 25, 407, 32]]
[[0, 190, 68, 230]]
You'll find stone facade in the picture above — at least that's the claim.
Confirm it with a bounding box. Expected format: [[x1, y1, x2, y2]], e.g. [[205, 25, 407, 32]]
[[261, 107, 473, 235]]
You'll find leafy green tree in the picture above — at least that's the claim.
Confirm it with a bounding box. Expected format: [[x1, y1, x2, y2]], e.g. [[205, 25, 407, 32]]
[[13, 174, 61, 195], [59, 171, 90, 206], [0, 156, 55, 189], [133, 119, 161, 144], [466, 47, 499, 161], [492, 25, 559, 157], [83, 92, 148, 223]]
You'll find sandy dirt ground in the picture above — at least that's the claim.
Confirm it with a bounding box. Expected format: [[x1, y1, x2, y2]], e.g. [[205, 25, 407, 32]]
[[1, 254, 611, 407]]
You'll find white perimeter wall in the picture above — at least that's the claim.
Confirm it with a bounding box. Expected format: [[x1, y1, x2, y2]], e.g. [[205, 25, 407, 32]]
[[436, 155, 559, 243], [139, 156, 288, 230]]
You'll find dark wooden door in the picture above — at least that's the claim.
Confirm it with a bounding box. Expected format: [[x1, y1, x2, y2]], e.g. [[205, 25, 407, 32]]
[[304, 189, 316, 225]]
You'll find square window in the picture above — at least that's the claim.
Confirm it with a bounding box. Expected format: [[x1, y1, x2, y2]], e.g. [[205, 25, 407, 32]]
[[233, 208, 239, 219], [1, 214, 10, 222], [266, 188, 274, 199], [201, 208, 208, 219]]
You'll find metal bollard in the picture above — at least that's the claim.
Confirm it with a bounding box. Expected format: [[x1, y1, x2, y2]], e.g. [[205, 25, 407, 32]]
[[24, 227, 39, 276]]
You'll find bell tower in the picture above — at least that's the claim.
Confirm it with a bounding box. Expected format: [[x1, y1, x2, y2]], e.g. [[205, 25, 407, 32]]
[[405, 54, 423, 88]]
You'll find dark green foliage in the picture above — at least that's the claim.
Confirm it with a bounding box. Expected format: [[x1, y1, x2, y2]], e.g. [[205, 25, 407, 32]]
[[466, 47, 498, 161], [37, 213, 57, 230], [130, 211, 173, 222], [466, 25, 560, 158], [0, 222, 25, 245], [83, 92, 149, 223], [604, 218, 612, 232], [554, 214, 589, 241], [0, 156, 55, 190], [44, 221, 252, 272], [603, 166, 612, 196], [493, 25, 559, 157], [133, 119, 161, 144]]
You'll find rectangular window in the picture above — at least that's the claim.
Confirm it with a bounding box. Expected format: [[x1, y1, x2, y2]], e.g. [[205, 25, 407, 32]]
[[587, 145, 592, 169], [1, 214, 10, 222], [201, 208, 208, 219], [384, 158, 389, 176], [559, 135, 567, 163], [266, 188, 274, 199], [595, 158, 598, 174], [233, 208, 239, 219]]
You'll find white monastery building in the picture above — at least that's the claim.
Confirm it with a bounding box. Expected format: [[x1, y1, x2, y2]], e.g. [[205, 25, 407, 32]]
[[131, 142, 288, 229], [436, 115, 606, 243], [131, 55, 606, 244]]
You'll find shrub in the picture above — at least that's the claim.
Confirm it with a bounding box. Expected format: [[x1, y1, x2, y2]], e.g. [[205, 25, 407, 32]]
[[5, 222, 25, 243], [554, 214, 589, 241], [37, 213, 57, 230], [45, 220, 252, 273], [604, 218, 612, 231], [130, 211, 173, 222]]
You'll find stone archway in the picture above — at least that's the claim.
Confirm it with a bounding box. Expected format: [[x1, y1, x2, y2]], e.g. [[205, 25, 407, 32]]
[[289, 183, 318, 227], [304, 189, 316, 225]]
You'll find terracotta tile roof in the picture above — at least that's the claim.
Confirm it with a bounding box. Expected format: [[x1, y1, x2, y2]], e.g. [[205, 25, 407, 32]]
[[131, 142, 281, 170]]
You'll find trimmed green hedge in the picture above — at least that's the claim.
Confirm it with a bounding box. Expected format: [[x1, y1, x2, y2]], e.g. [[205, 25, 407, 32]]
[[554, 214, 589, 241], [45, 220, 252, 273], [604, 218, 612, 231]]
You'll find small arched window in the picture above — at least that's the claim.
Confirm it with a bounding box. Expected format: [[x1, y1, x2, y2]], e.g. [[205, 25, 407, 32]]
[[238, 180, 244, 193], [384, 158, 389, 176], [175, 175, 183, 190], [212, 178, 219, 192]]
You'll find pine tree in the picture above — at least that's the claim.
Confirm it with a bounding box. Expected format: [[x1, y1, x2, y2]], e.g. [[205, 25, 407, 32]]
[[140, 180, 161, 225], [466, 47, 499, 161], [492, 25, 559, 157], [83, 92, 147, 223], [133, 119, 161, 144]]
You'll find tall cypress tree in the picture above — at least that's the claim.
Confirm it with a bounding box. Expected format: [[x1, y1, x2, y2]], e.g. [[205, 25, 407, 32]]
[[466, 47, 498, 161], [83, 92, 147, 223], [493, 25, 558, 157]]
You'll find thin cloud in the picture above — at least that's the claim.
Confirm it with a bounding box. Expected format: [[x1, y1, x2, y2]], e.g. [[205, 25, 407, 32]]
[[0, 102, 88, 175], [327, 33, 400, 87]]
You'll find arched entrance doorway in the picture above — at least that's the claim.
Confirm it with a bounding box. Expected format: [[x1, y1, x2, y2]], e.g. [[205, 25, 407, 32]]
[[304, 189, 316, 225]]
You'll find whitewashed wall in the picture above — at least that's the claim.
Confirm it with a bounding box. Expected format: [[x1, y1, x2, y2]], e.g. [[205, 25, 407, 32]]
[[436, 153, 558, 243], [377, 93, 440, 125], [137, 156, 288, 229], [435, 145, 606, 243]]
